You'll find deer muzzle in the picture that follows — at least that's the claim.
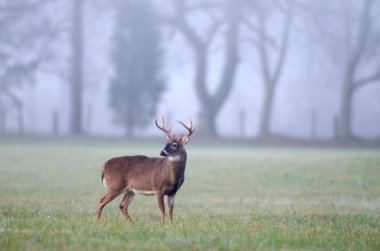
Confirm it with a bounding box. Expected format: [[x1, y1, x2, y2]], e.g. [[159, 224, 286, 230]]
[[160, 149, 169, 157]]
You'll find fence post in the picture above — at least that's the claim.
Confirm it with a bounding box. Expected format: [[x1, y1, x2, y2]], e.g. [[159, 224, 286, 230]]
[[53, 111, 59, 135], [311, 109, 317, 139], [239, 109, 246, 139]]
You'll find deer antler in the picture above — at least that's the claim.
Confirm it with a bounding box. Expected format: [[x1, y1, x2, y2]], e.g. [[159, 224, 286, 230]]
[[178, 117, 195, 137], [155, 116, 174, 140]]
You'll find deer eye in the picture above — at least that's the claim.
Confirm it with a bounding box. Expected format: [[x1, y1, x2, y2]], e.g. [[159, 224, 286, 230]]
[[171, 142, 178, 147]]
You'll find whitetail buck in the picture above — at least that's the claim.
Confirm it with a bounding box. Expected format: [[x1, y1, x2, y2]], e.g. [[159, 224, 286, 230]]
[[96, 116, 195, 222]]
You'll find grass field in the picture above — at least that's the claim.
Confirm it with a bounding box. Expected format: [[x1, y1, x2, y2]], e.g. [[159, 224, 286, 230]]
[[0, 136, 379, 250]]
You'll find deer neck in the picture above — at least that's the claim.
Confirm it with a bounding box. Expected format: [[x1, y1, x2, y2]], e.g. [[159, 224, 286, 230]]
[[166, 149, 187, 180]]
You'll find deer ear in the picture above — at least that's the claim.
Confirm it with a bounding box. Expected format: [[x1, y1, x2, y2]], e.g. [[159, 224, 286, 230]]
[[179, 136, 189, 145]]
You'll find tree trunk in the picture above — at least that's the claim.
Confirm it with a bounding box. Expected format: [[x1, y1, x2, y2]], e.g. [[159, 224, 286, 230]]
[[339, 70, 353, 139], [239, 109, 246, 138], [213, 0, 240, 110], [125, 96, 134, 138], [125, 124, 133, 138], [198, 108, 217, 137], [0, 109, 5, 133], [311, 109, 317, 139], [17, 104, 24, 135], [194, 50, 218, 136], [69, 0, 84, 135], [52, 110, 59, 135], [259, 84, 274, 137]]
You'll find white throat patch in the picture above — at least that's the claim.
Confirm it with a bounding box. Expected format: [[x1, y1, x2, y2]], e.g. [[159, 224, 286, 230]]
[[168, 155, 182, 162]]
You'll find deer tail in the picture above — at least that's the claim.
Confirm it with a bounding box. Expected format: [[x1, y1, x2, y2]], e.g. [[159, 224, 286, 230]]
[[101, 163, 107, 188]]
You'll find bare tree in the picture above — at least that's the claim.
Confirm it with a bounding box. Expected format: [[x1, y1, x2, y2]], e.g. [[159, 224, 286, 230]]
[[69, 0, 84, 135], [244, 0, 294, 138], [163, 0, 241, 137], [0, 0, 53, 133], [307, 0, 380, 139], [338, 0, 380, 139]]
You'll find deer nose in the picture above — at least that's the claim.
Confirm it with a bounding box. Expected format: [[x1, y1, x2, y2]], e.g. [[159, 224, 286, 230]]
[[160, 149, 168, 157]]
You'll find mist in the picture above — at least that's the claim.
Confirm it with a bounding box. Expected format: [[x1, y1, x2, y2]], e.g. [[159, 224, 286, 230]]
[[1, 0, 379, 141]]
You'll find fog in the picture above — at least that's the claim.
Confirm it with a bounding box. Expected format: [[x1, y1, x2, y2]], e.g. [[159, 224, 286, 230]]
[[1, 0, 379, 140]]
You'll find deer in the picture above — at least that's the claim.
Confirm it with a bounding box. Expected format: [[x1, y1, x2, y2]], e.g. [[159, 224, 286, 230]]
[[96, 116, 195, 222]]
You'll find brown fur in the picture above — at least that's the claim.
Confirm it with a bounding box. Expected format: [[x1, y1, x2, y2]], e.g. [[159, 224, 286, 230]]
[[97, 116, 194, 222], [96, 146, 188, 221]]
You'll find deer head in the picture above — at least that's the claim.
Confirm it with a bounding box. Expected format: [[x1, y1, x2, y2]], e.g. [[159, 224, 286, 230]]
[[155, 116, 195, 157]]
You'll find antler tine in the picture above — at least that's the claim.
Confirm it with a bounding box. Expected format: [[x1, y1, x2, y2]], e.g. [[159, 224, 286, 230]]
[[178, 117, 195, 137], [161, 116, 172, 133], [155, 116, 174, 139]]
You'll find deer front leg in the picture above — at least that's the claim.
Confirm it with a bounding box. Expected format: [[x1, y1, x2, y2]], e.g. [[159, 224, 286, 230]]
[[156, 193, 165, 222], [167, 195, 175, 221]]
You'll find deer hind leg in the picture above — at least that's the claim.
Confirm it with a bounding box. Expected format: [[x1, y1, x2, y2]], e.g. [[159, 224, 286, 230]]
[[167, 195, 175, 221], [119, 191, 135, 221], [156, 193, 165, 222], [96, 190, 122, 219]]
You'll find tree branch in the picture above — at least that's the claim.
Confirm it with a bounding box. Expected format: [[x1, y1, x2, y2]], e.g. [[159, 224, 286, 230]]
[[187, 1, 221, 12], [205, 18, 223, 46], [0, 0, 48, 12], [353, 71, 380, 90], [168, 1, 205, 51], [271, 1, 293, 86], [348, 0, 373, 71], [242, 16, 259, 34], [213, 0, 240, 109], [244, 16, 278, 50], [257, 12, 271, 87]]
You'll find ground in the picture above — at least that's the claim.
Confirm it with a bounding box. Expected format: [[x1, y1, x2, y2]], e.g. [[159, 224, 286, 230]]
[[0, 135, 379, 250]]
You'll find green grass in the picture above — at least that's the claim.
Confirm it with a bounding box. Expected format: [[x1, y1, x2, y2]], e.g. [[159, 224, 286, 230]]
[[0, 136, 379, 250]]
